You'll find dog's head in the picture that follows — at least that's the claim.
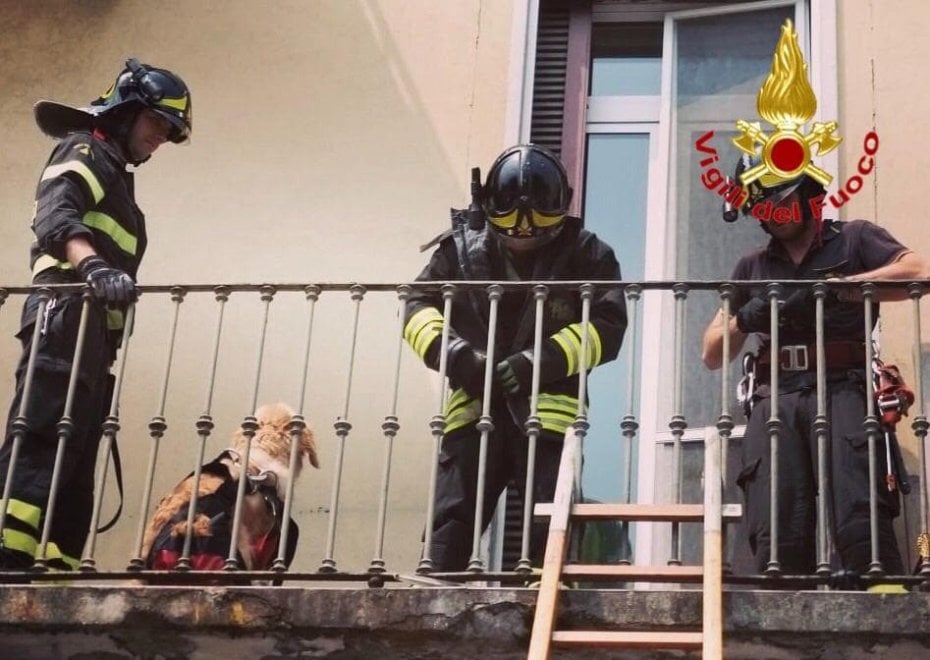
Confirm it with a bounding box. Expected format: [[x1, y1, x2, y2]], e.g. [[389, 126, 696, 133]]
[[231, 402, 319, 498]]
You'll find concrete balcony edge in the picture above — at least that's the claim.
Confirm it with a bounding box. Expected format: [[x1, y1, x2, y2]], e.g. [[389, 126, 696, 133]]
[[1, 584, 929, 658]]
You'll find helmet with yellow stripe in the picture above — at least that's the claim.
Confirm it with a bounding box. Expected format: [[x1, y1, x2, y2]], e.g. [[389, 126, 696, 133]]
[[483, 144, 572, 252], [34, 58, 192, 145], [90, 58, 192, 144]]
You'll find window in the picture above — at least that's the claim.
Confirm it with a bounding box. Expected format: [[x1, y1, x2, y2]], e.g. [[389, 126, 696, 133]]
[[544, 0, 835, 564]]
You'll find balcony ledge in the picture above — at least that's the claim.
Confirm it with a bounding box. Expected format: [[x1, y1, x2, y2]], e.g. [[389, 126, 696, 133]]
[[2, 584, 930, 658]]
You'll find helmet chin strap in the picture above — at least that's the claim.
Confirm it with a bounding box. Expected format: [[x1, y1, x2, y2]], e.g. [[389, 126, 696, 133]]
[[97, 105, 151, 166]]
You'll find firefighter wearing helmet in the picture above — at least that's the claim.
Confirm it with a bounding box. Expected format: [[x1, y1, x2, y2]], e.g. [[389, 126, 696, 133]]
[[723, 154, 826, 228], [703, 155, 930, 584], [403, 144, 628, 571], [0, 59, 191, 570]]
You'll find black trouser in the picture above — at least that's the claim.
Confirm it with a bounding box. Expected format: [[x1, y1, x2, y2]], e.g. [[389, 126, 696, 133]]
[[0, 291, 113, 567], [737, 371, 904, 576], [429, 399, 564, 572]]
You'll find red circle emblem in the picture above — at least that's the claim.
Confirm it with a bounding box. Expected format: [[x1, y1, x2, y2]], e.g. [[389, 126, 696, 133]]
[[770, 137, 805, 173]]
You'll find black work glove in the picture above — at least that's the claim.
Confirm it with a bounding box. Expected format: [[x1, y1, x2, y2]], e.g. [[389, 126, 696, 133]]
[[779, 287, 813, 332], [781, 286, 843, 333], [496, 351, 533, 396], [735, 296, 771, 334], [76, 255, 137, 306], [736, 288, 836, 335], [447, 338, 488, 398]]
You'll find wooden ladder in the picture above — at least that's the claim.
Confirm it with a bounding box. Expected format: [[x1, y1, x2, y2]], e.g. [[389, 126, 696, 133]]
[[527, 427, 738, 659]]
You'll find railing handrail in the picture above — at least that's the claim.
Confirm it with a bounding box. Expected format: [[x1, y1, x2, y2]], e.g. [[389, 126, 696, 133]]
[[1, 278, 928, 295]]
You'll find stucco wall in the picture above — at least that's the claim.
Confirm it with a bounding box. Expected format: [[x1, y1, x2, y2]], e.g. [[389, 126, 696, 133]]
[[0, 0, 515, 572], [838, 0, 930, 561]]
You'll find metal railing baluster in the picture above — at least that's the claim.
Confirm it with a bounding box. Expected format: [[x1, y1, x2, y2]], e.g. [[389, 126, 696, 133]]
[[813, 283, 831, 579], [319, 284, 366, 573], [619, 284, 641, 565], [861, 283, 884, 577], [273, 285, 320, 573], [908, 283, 930, 583], [128, 287, 186, 570], [224, 285, 276, 571], [369, 285, 410, 575], [0, 289, 51, 557], [516, 284, 548, 574], [668, 284, 688, 566], [80, 303, 137, 571], [34, 292, 93, 571], [467, 284, 502, 573], [716, 284, 734, 574], [417, 284, 455, 574], [765, 282, 783, 576], [177, 286, 230, 571]]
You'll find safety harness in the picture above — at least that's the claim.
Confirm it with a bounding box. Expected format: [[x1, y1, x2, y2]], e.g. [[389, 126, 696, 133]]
[[871, 358, 914, 494], [147, 450, 295, 571]]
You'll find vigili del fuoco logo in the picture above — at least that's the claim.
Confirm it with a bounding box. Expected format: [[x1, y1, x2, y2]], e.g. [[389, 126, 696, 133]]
[[695, 18, 877, 221]]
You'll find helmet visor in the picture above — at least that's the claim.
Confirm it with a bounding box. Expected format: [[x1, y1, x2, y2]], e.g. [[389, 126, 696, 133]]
[[526, 157, 568, 214], [487, 208, 565, 230], [485, 154, 568, 217]]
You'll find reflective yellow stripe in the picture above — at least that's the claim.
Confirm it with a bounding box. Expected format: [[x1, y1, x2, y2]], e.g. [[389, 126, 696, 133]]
[[6, 498, 42, 531], [106, 308, 125, 330], [159, 95, 189, 111], [403, 307, 444, 360], [538, 393, 579, 414], [538, 412, 573, 434], [32, 253, 73, 277], [39, 541, 80, 570], [550, 323, 603, 376], [444, 389, 480, 433], [3, 528, 81, 569], [41, 160, 105, 204], [83, 211, 137, 256], [552, 331, 577, 376], [1, 527, 38, 557], [538, 392, 581, 434]]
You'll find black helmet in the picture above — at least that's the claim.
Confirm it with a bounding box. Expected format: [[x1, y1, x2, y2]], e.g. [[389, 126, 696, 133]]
[[34, 58, 192, 144], [90, 59, 192, 143], [723, 154, 825, 223], [482, 144, 573, 251]]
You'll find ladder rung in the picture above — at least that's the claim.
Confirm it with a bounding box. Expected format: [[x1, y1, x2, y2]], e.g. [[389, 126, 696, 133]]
[[561, 564, 703, 582], [552, 630, 703, 649], [534, 502, 741, 522]]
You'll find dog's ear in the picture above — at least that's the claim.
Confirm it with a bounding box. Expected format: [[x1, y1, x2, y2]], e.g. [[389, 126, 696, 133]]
[[301, 427, 320, 469]]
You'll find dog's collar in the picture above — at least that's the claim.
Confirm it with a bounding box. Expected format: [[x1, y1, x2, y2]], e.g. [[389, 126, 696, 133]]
[[225, 448, 280, 495]]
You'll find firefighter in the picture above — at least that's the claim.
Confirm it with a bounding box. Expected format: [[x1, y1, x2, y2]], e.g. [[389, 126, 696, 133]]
[[0, 59, 192, 570], [702, 155, 930, 581], [404, 144, 627, 571]]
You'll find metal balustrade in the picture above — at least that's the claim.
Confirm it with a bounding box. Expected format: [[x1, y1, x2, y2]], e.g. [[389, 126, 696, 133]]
[[0, 279, 926, 589]]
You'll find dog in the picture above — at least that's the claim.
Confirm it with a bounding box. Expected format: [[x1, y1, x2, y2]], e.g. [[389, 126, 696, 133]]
[[141, 402, 319, 571]]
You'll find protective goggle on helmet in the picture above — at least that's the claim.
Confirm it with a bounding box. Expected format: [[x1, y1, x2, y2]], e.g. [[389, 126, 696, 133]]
[[483, 144, 572, 250], [91, 58, 192, 144]]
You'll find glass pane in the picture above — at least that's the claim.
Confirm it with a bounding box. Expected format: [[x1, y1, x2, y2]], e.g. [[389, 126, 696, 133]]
[[662, 5, 795, 431], [592, 58, 661, 96], [657, 438, 744, 565], [591, 23, 662, 96], [582, 133, 649, 503]]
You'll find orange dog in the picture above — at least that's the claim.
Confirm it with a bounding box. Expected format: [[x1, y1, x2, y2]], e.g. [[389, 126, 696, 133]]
[[141, 402, 318, 570]]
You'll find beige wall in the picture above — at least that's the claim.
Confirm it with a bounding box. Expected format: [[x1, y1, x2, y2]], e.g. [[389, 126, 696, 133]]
[[0, 0, 516, 572], [838, 0, 930, 558]]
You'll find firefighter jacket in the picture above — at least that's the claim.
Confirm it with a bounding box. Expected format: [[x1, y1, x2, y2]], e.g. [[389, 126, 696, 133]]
[[27, 129, 146, 335], [404, 212, 627, 436]]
